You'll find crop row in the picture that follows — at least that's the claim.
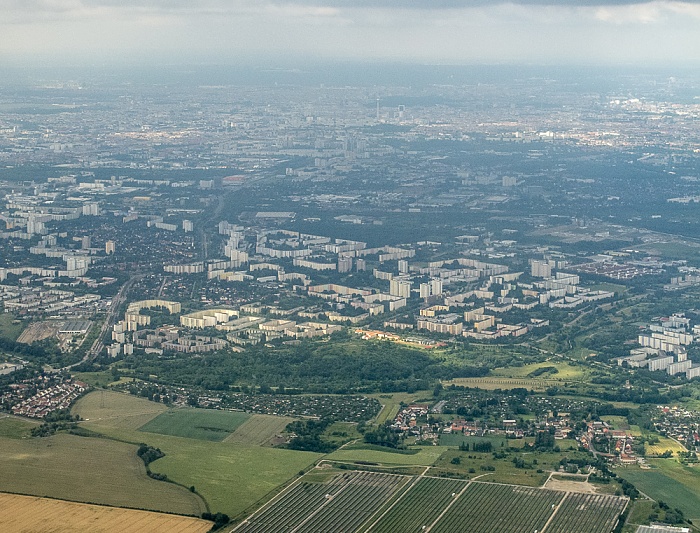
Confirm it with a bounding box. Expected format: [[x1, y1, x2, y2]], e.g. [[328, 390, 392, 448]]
[[236, 471, 629, 533], [295, 472, 408, 533], [369, 476, 468, 533], [431, 482, 564, 533], [543, 492, 628, 533], [234, 473, 354, 532]]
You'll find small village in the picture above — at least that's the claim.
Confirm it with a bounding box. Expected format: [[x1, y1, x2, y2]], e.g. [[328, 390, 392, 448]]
[[2, 375, 88, 419]]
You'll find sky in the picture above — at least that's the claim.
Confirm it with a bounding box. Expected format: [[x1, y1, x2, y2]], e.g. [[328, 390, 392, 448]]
[[1, 0, 700, 67]]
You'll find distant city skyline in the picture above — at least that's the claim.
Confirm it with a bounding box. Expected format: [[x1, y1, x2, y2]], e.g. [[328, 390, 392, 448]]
[[2, 0, 700, 67]]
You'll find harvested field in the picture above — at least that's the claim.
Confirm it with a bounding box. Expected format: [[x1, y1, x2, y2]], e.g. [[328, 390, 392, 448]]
[[0, 434, 205, 516], [73, 390, 167, 431], [225, 414, 295, 445], [0, 492, 212, 533]]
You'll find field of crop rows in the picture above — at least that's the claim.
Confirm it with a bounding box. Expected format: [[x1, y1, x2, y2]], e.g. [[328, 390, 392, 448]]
[[543, 492, 629, 533], [235, 471, 408, 533], [234, 472, 628, 533]]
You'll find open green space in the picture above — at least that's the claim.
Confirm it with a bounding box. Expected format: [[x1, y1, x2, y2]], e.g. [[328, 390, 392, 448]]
[[0, 416, 37, 439], [73, 391, 321, 518], [139, 408, 250, 442], [431, 442, 588, 487], [438, 433, 533, 448], [637, 241, 700, 260], [0, 433, 205, 516], [600, 416, 630, 430], [587, 282, 628, 295], [0, 313, 24, 341], [72, 370, 122, 388], [327, 445, 445, 466], [618, 461, 700, 521], [490, 361, 588, 381], [368, 391, 432, 425]]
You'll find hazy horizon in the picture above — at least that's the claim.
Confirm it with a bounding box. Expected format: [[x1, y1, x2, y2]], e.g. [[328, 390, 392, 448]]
[[2, 0, 700, 69]]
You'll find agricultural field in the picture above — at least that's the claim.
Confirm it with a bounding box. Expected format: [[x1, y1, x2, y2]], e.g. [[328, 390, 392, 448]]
[[368, 476, 468, 532], [234, 470, 629, 533], [139, 408, 250, 441], [0, 416, 37, 439], [0, 434, 205, 516], [442, 377, 556, 391], [618, 461, 700, 522], [73, 391, 321, 518], [224, 414, 295, 446], [431, 483, 564, 533], [543, 492, 629, 533], [0, 493, 212, 533], [234, 471, 409, 532], [645, 436, 686, 456], [73, 390, 167, 431]]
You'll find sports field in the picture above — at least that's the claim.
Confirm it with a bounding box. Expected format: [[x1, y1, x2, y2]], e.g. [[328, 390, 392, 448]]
[[0, 434, 205, 516], [0, 493, 212, 533], [139, 408, 250, 441]]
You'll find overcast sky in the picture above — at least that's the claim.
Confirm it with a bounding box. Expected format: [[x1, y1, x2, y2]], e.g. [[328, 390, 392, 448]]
[[1, 0, 700, 67]]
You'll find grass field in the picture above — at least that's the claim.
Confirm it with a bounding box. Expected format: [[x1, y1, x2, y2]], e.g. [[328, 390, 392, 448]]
[[369, 391, 432, 425], [0, 493, 212, 533], [73, 391, 321, 519], [0, 416, 38, 439], [490, 361, 587, 381], [0, 313, 24, 341], [587, 282, 628, 294], [72, 370, 122, 388], [0, 434, 205, 516], [600, 416, 630, 430], [139, 408, 250, 441], [438, 433, 532, 448], [327, 446, 445, 466], [618, 461, 700, 521], [73, 390, 167, 430], [224, 414, 295, 445]]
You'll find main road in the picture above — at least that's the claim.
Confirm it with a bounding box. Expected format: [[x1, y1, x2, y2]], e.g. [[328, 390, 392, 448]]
[[62, 274, 142, 370]]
